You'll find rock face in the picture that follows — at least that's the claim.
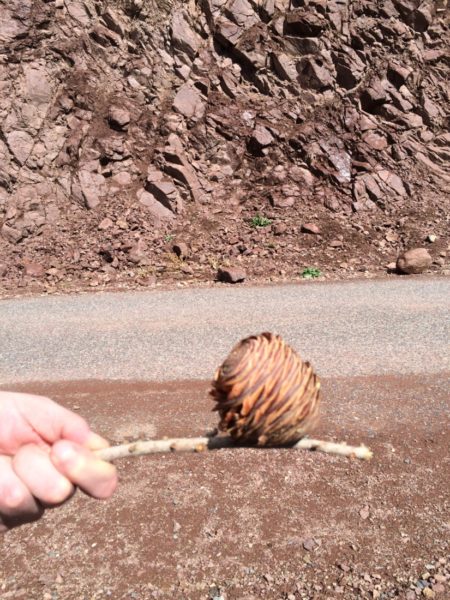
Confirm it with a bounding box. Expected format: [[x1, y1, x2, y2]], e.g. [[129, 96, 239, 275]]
[[396, 248, 433, 274], [0, 0, 448, 293]]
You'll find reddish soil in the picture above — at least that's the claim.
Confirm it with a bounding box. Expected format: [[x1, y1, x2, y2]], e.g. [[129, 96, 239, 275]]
[[2, 375, 449, 599], [1, 0, 449, 297]]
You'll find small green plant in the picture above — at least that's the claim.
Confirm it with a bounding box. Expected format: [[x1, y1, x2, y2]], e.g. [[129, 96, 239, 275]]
[[164, 234, 174, 242], [301, 267, 322, 279], [250, 215, 272, 228]]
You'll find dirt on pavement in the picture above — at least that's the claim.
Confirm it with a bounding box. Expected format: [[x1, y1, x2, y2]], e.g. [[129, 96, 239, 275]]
[[2, 374, 449, 599], [1, 0, 449, 297]]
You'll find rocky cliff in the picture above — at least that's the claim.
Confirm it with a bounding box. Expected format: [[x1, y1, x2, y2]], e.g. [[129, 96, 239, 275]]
[[0, 0, 448, 293]]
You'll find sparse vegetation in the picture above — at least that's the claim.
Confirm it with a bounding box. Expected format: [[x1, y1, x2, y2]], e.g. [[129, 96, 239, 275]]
[[250, 215, 272, 228], [301, 267, 322, 279], [136, 266, 155, 279], [164, 234, 174, 242]]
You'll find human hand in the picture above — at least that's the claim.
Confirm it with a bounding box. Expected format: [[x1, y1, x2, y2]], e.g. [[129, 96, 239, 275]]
[[0, 391, 117, 532]]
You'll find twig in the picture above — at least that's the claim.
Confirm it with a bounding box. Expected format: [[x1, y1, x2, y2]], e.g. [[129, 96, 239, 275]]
[[294, 438, 373, 459], [95, 436, 373, 461]]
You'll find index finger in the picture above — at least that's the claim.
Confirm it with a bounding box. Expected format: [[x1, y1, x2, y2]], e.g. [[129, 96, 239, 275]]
[[16, 393, 108, 449]]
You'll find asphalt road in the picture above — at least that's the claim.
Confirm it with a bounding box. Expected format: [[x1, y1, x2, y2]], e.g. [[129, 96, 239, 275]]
[[0, 278, 449, 384]]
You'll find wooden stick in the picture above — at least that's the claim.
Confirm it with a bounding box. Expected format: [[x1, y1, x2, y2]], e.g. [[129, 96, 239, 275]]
[[295, 438, 373, 459], [95, 436, 373, 461]]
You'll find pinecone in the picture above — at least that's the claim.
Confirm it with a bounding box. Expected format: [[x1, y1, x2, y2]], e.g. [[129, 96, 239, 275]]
[[210, 332, 321, 446]]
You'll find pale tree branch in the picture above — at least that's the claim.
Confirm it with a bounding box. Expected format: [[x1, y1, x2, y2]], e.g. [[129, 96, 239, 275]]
[[95, 436, 373, 461]]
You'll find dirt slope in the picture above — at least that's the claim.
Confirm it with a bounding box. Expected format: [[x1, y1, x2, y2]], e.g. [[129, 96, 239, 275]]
[[0, 0, 449, 295]]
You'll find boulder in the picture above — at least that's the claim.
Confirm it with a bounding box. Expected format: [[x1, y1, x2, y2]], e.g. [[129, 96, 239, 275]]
[[396, 248, 432, 274], [217, 267, 246, 283]]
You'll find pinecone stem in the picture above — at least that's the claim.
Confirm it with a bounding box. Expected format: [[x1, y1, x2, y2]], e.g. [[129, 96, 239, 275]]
[[95, 436, 372, 461]]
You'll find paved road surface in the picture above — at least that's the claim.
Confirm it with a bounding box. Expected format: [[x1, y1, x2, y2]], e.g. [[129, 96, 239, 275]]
[[1, 278, 449, 383]]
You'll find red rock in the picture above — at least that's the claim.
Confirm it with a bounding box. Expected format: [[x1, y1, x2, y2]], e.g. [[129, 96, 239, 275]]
[[108, 105, 130, 130], [215, 16, 244, 47], [359, 505, 370, 520], [329, 239, 343, 248], [290, 166, 314, 186], [128, 239, 148, 265], [284, 10, 326, 37], [297, 57, 335, 91], [78, 170, 106, 209], [377, 170, 407, 197], [1, 224, 23, 243], [173, 84, 205, 120], [396, 248, 432, 274], [324, 196, 340, 212], [112, 172, 132, 186], [0, 263, 7, 277], [271, 53, 298, 82], [248, 125, 274, 155], [273, 223, 287, 235], [137, 189, 175, 221], [301, 223, 321, 235], [271, 194, 296, 208], [359, 115, 377, 131], [413, 3, 434, 32], [423, 49, 446, 63], [171, 11, 200, 59], [302, 538, 317, 551], [217, 267, 246, 283], [98, 218, 113, 230], [162, 135, 203, 203], [225, 0, 259, 28], [23, 259, 45, 277], [146, 169, 183, 213], [421, 93, 441, 125], [387, 63, 412, 88], [6, 130, 34, 165], [363, 132, 388, 150], [172, 242, 189, 258]]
